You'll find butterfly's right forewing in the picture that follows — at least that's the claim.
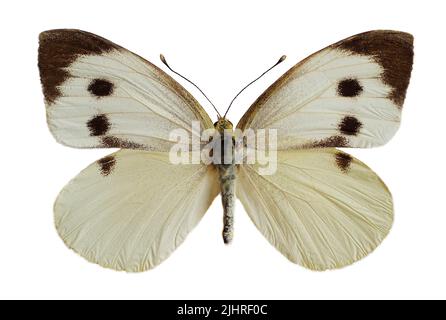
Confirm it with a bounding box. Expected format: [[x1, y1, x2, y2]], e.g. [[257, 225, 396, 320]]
[[38, 29, 213, 151]]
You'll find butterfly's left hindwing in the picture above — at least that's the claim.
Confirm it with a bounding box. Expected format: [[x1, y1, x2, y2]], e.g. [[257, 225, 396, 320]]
[[38, 29, 213, 151], [237, 149, 393, 271], [55, 150, 219, 272], [237, 30, 414, 149]]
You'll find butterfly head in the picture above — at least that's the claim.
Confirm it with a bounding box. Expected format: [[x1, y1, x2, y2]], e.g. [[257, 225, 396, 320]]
[[214, 118, 233, 133]]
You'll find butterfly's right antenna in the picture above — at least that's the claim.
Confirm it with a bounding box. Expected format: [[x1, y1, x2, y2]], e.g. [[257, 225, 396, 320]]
[[160, 54, 222, 118], [223, 55, 286, 118]]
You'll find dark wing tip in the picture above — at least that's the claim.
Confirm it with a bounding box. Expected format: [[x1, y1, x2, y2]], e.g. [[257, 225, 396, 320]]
[[394, 31, 414, 45], [38, 29, 119, 105], [336, 30, 414, 107]]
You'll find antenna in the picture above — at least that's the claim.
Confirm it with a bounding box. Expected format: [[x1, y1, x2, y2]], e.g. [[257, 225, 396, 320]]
[[160, 54, 222, 118], [223, 55, 286, 118]]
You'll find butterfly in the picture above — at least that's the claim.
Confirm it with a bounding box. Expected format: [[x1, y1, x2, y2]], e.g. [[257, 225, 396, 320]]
[[38, 29, 413, 272]]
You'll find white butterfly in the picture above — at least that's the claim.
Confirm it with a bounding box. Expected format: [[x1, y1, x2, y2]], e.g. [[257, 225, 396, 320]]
[[38, 29, 413, 272]]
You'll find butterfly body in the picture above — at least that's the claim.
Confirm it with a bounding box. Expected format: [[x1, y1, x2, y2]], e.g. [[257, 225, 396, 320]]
[[214, 118, 236, 244]]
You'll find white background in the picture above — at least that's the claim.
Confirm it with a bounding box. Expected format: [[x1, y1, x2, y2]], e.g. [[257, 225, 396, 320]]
[[1, 0, 445, 300]]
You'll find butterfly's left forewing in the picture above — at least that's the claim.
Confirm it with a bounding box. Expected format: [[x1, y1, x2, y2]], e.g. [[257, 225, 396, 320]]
[[238, 30, 413, 149]]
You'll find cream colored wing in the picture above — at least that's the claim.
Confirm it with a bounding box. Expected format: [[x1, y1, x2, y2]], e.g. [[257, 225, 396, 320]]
[[237, 149, 392, 270], [237, 30, 413, 149], [39, 29, 212, 151], [55, 150, 219, 272]]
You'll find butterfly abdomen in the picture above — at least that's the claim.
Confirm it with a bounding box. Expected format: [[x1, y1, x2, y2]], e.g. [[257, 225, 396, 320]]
[[217, 163, 236, 244]]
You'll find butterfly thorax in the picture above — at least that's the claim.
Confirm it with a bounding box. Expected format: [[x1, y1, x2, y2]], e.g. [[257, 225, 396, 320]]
[[214, 118, 236, 244]]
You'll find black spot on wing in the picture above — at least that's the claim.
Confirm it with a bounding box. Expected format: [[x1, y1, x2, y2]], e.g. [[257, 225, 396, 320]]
[[335, 152, 353, 173], [337, 78, 363, 97], [339, 116, 362, 136], [88, 79, 114, 97], [87, 114, 110, 136], [97, 155, 116, 176]]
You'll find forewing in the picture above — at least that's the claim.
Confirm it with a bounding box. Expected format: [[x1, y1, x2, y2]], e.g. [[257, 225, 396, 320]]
[[39, 29, 213, 151], [55, 150, 219, 271], [237, 149, 393, 270], [237, 30, 413, 149]]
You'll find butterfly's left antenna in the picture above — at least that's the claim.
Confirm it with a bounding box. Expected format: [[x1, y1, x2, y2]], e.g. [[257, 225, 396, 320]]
[[160, 54, 222, 118], [223, 55, 286, 118]]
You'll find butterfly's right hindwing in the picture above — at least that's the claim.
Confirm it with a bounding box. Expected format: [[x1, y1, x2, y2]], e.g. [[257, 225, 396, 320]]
[[55, 150, 219, 272]]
